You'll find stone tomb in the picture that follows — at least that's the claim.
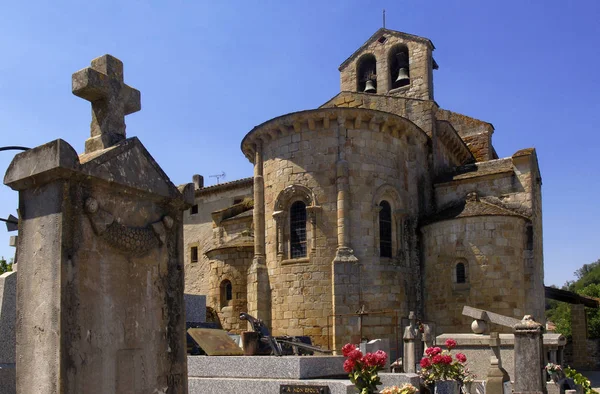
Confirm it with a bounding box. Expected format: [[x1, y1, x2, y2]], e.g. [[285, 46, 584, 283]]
[[3, 55, 193, 393], [186, 354, 420, 394]]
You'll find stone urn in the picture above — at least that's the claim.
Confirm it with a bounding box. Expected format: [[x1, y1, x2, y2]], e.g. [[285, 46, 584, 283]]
[[434, 380, 460, 394]]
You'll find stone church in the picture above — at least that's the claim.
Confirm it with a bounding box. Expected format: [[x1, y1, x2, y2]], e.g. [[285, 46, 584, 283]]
[[182, 28, 545, 350]]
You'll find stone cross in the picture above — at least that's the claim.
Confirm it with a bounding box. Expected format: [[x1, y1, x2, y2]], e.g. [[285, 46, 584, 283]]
[[72, 55, 141, 154]]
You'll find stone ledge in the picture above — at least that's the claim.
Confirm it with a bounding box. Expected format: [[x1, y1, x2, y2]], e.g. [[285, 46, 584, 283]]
[[187, 355, 345, 379]]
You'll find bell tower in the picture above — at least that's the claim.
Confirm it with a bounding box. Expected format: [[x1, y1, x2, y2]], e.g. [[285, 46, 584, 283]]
[[338, 28, 438, 100]]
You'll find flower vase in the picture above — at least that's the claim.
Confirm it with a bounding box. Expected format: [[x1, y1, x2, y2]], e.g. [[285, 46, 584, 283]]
[[434, 380, 460, 394]]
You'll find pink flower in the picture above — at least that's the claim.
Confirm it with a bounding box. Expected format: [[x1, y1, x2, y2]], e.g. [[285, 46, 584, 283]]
[[342, 343, 357, 357], [432, 354, 443, 364], [456, 353, 467, 363], [420, 357, 431, 368], [348, 349, 363, 361], [343, 358, 356, 373], [445, 339, 457, 350]]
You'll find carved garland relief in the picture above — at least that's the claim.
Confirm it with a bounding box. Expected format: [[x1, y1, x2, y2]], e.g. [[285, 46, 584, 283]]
[[84, 197, 173, 256]]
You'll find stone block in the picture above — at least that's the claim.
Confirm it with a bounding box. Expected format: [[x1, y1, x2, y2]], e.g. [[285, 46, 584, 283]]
[[188, 377, 355, 394], [185, 293, 207, 323], [187, 355, 345, 379], [0, 366, 15, 394]]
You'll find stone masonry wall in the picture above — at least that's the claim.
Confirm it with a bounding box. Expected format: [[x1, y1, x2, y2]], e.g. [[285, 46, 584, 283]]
[[207, 249, 253, 333], [259, 111, 431, 348], [183, 183, 252, 295], [422, 215, 529, 334]]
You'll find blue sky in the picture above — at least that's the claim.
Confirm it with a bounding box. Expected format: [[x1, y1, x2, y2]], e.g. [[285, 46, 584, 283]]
[[0, 1, 598, 288]]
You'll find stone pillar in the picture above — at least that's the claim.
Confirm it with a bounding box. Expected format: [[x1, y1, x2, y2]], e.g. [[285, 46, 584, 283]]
[[486, 332, 510, 394], [247, 141, 270, 325], [571, 303, 590, 369], [4, 54, 192, 393], [513, 316, 546, 394], [0, 271, 17, 394]]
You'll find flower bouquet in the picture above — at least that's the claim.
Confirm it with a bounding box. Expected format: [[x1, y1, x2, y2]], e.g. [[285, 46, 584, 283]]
[[342, 343, 388, 394], [380, 383, 419, 394], [419, 339, 474, 385]]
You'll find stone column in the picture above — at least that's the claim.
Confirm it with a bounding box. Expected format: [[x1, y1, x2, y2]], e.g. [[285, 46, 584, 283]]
[[331, 116, 358, 349], [571, 303, 590, 369], [247, 141, 271, 325], [513, 316, 546, 394]]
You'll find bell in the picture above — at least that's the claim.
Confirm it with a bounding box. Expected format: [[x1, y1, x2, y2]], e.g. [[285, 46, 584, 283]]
[[364, 79, 376, 93], [395, 68, 410, 84]]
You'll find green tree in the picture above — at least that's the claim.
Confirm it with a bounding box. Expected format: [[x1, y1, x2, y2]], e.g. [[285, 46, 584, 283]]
[[546, 259, 600, 339], [0, 256, 12, 274]]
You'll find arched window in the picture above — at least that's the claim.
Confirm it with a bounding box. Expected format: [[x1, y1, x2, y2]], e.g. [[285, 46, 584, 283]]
[[389, 44, 410, 90], [220, 279, 233, 307], [357, 54, 377, 93], [456, 263, 466, 284], [379, 200, 392, 258], [290, 201, 307, 258]]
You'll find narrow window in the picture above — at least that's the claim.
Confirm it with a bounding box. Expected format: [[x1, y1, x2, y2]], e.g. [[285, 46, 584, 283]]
[[526, 225, 533, 251], [190, 246, 198, 263], [290, 201, 307, 258], [191, 204, 199, 215], [379, 200, 392, 258], [456, 263, 466, 283], [220, 280, 233, 307]]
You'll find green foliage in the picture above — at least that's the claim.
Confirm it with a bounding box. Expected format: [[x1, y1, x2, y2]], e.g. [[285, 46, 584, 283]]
[[564, 366, 599, 394], [546, 259, 600, 339], [0, 256, 12, 274]]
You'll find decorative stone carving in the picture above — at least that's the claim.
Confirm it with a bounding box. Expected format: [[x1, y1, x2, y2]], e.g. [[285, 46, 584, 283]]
[[84, 197, 172, 256]]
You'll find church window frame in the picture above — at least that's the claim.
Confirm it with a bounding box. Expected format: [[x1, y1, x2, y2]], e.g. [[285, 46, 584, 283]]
[[273, 185, 320, 263], [452, 258, 470, 291], [290, 200, 307, 259], [190, 245, 199, 263], [220, 279, 233, 308], [379, 200, 393, 258], [373, 184, 406, 262]]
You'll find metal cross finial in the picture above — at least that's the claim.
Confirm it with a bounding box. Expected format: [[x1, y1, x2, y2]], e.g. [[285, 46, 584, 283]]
[[383, 9, 386, 28], [72, 54, 141, 153]]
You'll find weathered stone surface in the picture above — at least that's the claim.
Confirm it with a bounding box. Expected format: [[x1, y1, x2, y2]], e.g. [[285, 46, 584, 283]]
[[0, 272, 16, 394], [6, 55, 191, 393], [72, 54, 141, 154], [188, 377, 355, 394], [513, 316, 545, 394], [187, 355, 345, 379]]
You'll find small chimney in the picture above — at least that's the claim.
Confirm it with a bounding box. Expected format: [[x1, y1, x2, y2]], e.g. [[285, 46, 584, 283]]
[[192, 174, 204, 189]]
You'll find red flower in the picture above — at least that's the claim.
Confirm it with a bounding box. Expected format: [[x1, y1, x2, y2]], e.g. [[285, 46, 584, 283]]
[[348, 349, 363, 361], [456, 353, 467, 363], [342, 343, 357, 357], [343, 358, 356, 373], [445, 339, 457, 350], [374, 350, 387, 367], [429, 347, 442, 356], [432, 354, 443, 364], [420, 357, 431, 368], [442, 355, 453, 364]]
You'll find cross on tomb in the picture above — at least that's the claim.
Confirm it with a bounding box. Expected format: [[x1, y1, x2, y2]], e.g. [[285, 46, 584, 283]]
[[72, 54, 141, 153]]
